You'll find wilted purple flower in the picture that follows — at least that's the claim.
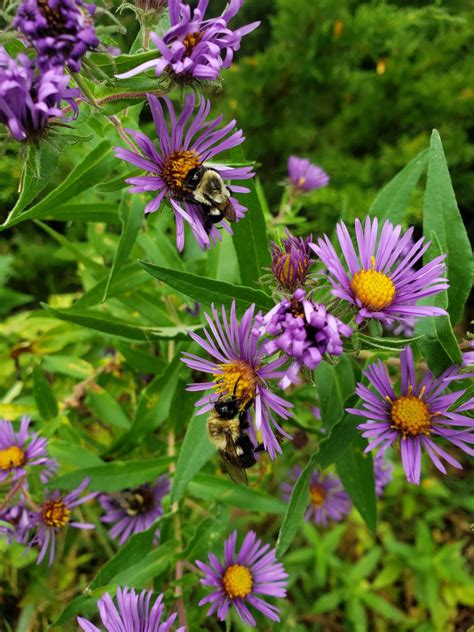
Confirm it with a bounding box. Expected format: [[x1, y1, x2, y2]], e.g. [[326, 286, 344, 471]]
[[271, 230, 313, 292], [0, 416, 56, 483], [14, 0, 99, 72], [349, 346, 474, 485], [181, 302, 293, 459], [0, 499, 33, 544], [373, 452, 393, 497], [77, 587, 185, 632], [114, 93, 254, 251], [281, 467, 351, 526], [287, 156, 329, 193], [311, 217, 449, 326], [255, 289, 352, 389], [28, 478, 96, 565], [196, 530, 288, 627], [0, 48, 78, 142], [462, 340, 474, 367], [99, 476, 169, 545], [117, 0, 259, 83]]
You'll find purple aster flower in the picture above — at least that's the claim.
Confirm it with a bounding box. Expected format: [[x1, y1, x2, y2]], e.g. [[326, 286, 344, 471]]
[[181, 302, 293, 459], [116, 0, 259, 84], [373, 451, 393, 497], [255, 288, 353, 389], [281, 467, 351, 526], [311, 216, 449, 326], [462, 340, 474, 367], [196, 530, 288, 627], [271, 230, 314, 292], [287, 156, 329, 193], [14, 0, 99, 72], [77, 586, 185, 632], [348, 346, 474, 485], [0, 416, 57, 483], [28, 478, 96, 565], [114, 93, 254, 251], [0, 48, 78, 142], [99, 476, 169, 545], [0, 499, 33, 544]]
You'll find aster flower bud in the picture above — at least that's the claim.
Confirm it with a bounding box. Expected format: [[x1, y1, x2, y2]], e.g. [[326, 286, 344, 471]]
[[134, 0, 167, 11], [271, 230, 313, 292], [0, 48, 78, 143], [14, 0, 99, 72]]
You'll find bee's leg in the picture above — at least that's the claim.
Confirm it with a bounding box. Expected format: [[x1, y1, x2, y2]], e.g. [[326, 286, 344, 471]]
[[254, 443, 265, 453]]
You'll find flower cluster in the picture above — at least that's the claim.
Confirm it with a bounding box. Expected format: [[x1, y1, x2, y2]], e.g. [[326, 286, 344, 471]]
[[114, 93, 254, 251], [0, 48, 78, 142], [255, 289, 353, 389], [181, 301, 293, 459], [14, 0, 99, 72], [196, 530, 288, 626], [350, 346, 474, 484], [117, 0, 259, 83], [77, 587, 185, 632]]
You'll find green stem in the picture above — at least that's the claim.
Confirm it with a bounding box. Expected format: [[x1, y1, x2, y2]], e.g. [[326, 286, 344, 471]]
[[73, 72, 99, 108]]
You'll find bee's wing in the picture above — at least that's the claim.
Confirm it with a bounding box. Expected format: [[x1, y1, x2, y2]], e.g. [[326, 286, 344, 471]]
[[219, 431, 248, 485]]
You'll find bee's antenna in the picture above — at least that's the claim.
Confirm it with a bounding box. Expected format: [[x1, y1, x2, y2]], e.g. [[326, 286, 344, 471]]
[[232, 376, 242, 398]]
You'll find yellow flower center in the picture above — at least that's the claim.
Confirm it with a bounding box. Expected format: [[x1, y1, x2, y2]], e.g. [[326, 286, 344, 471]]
[[183, 31, 204, 56], [310, 484, 327, 507], [162, 150, 201, 195], [350, 257, 395, 311], [297, 176, 306, 187], [390, 395, 431, 437], [214, 361, 258, 408], [42, 500, 71, 529], [0, 446, 26, 470], [222, 564, 253, 599]]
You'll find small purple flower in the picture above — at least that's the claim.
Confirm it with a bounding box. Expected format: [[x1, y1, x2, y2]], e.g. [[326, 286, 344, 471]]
[[271, 230, 314, 292], [77, 586, 185, 632], [311, 217, 449, 326], [0, 499, 33, 544], [0, 48, 78, 142], [28, 478, 96, 565], [14, 0, 99, 72], [114, 93, 254, 251], [287, 156, 329, 193], [99, 476, 169, 545], [0, 416, 57, 483], [348, 346, 474, 485], [196, 530, 288, 627], [116, 0, 259, 83], [255, 289, 352, 389], [462, 340, 474, 367], [373, 451, 393, 497], [181, 302, 293, 459], [281, 467, 351, 526]]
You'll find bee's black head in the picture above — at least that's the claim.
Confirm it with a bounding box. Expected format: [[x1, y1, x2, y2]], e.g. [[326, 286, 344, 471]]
[[184, 166, 205, 190], [214, 396, 241, 420]]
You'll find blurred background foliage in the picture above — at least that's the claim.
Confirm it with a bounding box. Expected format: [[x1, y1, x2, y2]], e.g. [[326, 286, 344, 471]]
[[0, 0, 473, 630]]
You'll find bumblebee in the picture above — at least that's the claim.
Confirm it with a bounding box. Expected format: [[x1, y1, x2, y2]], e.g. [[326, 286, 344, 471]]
[[207, 391, 262, 485], [112, 488, 153, 517], [183, 166, 236, 233]]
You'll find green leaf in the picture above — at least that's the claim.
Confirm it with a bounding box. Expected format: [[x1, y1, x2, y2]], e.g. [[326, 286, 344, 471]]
[[48, 440, 104, 468], [232, 176, 272, 287], [276, 453, 318, 557], [109, 356, 182, 456], [188, 473, 286, 514], [313, 589, 346, 614], [423, 130, 472, 325], [415, 231, 462, 374], [32, 366, 58, 420], [54, 593, 102, 626], [171, 411, 215, 503], [42, 355, 92, 380], [89, 526, 156, 589], [315, 354, 355, 429], [74, 262, 150, 308], [48, 456, 173, 492], [370, 148, 428, 223], [335, 436, 376, 532], [360, 592, 406, 622], [317, 396, 361, 469], [86, 387, 131, 430], [43, 203, 121, 224], [357, 333, 423, 352], [1, 141, 112, 230], [348, 547, 381, 582], [103, 193, 143, 301], [41, 303, 199, 342], [139, 261, 274, 314]]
